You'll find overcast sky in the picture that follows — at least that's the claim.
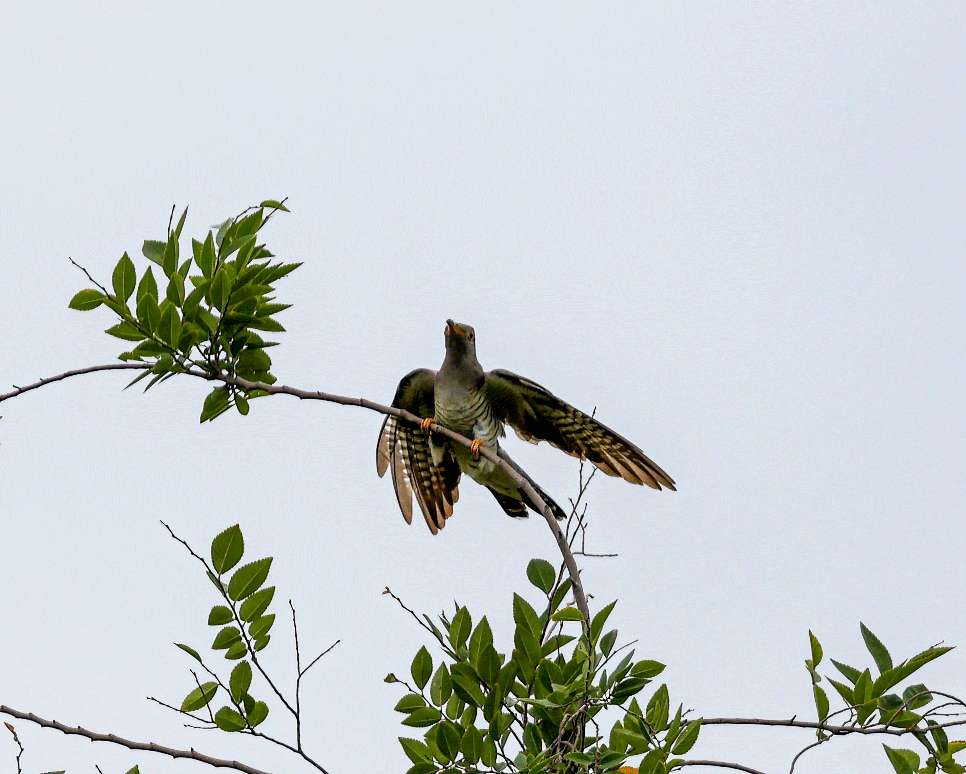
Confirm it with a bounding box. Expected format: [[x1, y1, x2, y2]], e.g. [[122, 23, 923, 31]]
[[2, 3, 965, 773]]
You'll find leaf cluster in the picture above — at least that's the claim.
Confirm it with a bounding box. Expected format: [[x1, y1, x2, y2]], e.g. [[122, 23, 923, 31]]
[[805, 624, 961, 773], [390, 559, 698, 774], [173, 524, 274, 732], [68, 199, 300, 420]]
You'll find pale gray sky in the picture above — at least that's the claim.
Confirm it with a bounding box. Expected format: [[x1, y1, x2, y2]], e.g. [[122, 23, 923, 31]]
[[2, 3, 964, 773]]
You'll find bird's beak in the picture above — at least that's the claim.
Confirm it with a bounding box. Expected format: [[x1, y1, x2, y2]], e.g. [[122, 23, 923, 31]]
[[445, 319, 464, 337]]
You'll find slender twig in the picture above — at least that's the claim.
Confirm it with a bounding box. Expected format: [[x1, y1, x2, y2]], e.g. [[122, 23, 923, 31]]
[[1, 362, 593, 625], [0, 706, 268, 774], [69, 257, 109, 295], [702, 714, 966, 736], [4, 722, 23, 774], [303, 639, 340, 676]]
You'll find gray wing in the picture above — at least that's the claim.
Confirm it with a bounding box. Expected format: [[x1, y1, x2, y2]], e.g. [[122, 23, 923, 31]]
[[484, 369, 676, 490], [376, 368, 461, 534]]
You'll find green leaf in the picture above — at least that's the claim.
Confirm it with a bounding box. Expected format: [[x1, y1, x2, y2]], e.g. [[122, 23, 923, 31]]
[[394, 694, 427, 713], [449, 607, 471, 649], [143, 240, 166, 264], [551, 606, 583, 622], [197, 233, 216, 277], [239, 587, 275, 621], [882, 745, 920, 774], [809, 630, 823, 667], [813, 684, 829, 722], [526, 558, 556, 594], [104, 322, 145, 341], [646, 683, 670, 732], [436, 721, 462, 762], [247, 701, 269, 727], [124, 768, 140, 774], [158, 302, 181, 346], [631, 660, 666, 678], [229, 661, 252, 703], [430, 663, 452, 706], [401, 707, 441, 727], [235, 395, 250, 416], [461, 726, 483, 765], [399, 737, 434, 765], [591, 600, 617, 642], [211, 524, 245, 574], [671, 719, 701, 754], [137, 266, 158, 302], [224, 641, 248, 660], [212, 626, 241, 650], [112, 252, 137, 302], [831, 658, 862, 684], [249, 613, 275, 638], [253, 635, 270, 652], [214, 706, 246, 732], [512, 593, 541, 636], [260, 199, 290, 212], [200, 386, 230, 422], [135, 293, 160, 332], [166, 273, 186, 305], [68, 289, 103, 311], [411, 645, 433, 690], [207, 605, 233, 625], [861, 622, 893, 673], [180, 681, 218, 712], [175, 643, 203, 663], [227, 557, 272, 601]]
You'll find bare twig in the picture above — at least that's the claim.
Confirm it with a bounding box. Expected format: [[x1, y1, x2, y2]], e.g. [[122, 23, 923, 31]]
[[0, 706, 268, 774], [4, 721, 23, 774], [702, 714, 966, 736]]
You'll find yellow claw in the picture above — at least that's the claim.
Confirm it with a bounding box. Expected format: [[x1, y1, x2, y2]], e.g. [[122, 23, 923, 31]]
[[469, 439, 483, 457], [420, 417, 434, 431]]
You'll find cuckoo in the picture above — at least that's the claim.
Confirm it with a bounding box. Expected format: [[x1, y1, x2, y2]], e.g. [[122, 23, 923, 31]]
[[376, 320, 675, 534]]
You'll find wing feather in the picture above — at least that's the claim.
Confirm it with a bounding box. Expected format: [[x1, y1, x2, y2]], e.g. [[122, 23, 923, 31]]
[[376, 369, 462, 533], [484, 369, 676, 490]]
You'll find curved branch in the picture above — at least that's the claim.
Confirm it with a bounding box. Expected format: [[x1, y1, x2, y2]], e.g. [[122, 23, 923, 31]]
[[0, 705, 269, 774], [0, 363, 147, 403], [1, 363, 592, 623], [702, 714, 966, 736]]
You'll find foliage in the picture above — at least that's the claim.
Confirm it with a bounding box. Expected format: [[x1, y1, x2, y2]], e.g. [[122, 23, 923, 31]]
[[805, 626, 965, 774], [67, 199, 300, 420], [170, 523, 274, 732], [388, 558, 697, 774]]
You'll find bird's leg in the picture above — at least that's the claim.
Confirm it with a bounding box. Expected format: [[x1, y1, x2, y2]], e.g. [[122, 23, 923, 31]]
[[420, 417, 434, 431], [469, 439, 484, 457]]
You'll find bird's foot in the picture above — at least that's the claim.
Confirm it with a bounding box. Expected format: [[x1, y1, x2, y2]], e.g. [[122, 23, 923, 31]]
[[469, 439, 484, 457], [420, 417, 434, 431]]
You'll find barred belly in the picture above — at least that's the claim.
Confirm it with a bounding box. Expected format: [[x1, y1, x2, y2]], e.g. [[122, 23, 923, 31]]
[[435, 389, 503, 480]]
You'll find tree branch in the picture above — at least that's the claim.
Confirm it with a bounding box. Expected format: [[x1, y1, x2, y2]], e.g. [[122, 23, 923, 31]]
[[702, 714, 966, 736], [1, 362, 592, 623], [0, 705, 269, 774]]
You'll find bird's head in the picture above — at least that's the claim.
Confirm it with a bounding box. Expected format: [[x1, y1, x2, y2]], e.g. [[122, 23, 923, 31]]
[[444, 319, 477, 359]]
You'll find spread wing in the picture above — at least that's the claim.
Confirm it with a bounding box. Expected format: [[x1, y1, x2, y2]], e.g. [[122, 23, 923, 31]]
[[484, 369, 676, 490], [376, 368, 461, 534]]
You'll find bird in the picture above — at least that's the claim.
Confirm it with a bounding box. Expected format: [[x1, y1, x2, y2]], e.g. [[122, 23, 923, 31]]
[[376, 320, 675, 534]]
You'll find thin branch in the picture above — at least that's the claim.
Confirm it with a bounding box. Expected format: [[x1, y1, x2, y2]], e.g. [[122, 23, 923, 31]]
[[0, 705, 269, 774], [702, 714, 966, 736], [1, 362, 592, 624], [4, 722, 23, 774], [303, 639, 340, 676], [69, 257, 109, 295]]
